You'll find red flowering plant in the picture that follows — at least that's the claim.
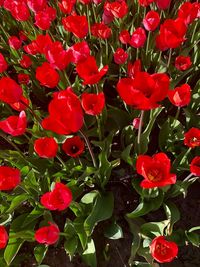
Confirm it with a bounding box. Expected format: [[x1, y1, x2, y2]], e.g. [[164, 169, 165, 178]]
[[0, 0, 199, 266]]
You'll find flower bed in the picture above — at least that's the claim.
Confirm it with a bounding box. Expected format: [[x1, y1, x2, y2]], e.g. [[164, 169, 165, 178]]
[[0, 0, 200, 266]]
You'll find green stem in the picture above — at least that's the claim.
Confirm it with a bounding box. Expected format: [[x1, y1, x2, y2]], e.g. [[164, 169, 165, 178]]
[[183, 173, 194, 182], [0, 132, 24, 157], [92, 4, 98, 23], [137, 110, 144, 154], [191, 22, 198, 44], [167, 48, 172, 69], [79, 130, 97, 168], [145, 31, 151, 55], [86, 5, 91, 39], [96, 115, 102, 141], [174, 106, 181, 121], [56, 155, 66, 169]]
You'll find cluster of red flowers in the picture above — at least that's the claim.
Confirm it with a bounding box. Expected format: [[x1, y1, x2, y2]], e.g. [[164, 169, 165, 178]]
[[0, 0, 199, 265]]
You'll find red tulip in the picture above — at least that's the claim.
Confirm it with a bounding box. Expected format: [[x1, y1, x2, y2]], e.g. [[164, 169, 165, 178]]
[[114, 48, 128, 64], [175, 55, 192, 71], [132, 118, 141, 129], [0, 226, 8, 249], [70, 41, 90, 64], [119, 30, 130, 44], [0, 77, 23, 104], [23, 41, 39, 55], [178, 2, 199, 25], [0, 111, 27, 136], [104, 1, 128, 19], [0, 53, 8, 73], [62, 136, 84, 158], [42, 87, 83, 135], [136, 153, 176, 188], [35, 222, 60, 245], [91, 22, 112, 39], [190, 156, 200, 176], [8, 36, 22, 50], [19, 55, 32, 68], [156, 18, 187, 50], [35, 6, 56, 30], [58, 0, 76, 14], [150, 236, 178, 263], [138, 0, 155, 7], [36, 62, 60, 88], [27, 0, 47, 13], [184, 128, 200, 148], [44, 41, 72, 70], [81, 92, 105, 115], [9, 95, 30, 111], [0, 166, 21, 191], [41, 182, 72, 210], [35, 34, 53, 54], [156, 0, 171, 10], [127, 59, 142, 78], [143, 11, 160, 31], [117, 72, 169, 110], [168, 84, 191, 107], [34, 137, 58, 158], [129, 27, 146, 48], [8, 1, 30, 21], [62, 14, 88, 38], [18, 73, 30, 85], [76, 56, 108, 85]]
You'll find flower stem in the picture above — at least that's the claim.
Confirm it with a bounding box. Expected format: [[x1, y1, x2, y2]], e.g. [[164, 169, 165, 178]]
[[145, 31, 151, 55], [183, 173, 193, 182], [137, 110, 144, 154], [0, 132, 24, 156], [79, 130, 97, 168], [167, 48, 172, 69], [174, 106, 181, 120]]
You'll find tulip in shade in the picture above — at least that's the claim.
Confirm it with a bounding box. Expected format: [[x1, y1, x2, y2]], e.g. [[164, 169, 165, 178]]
[[18, 73, 30, 85], [150, 236, 178, 263], [0, 226, 8, 249], [0, 166, 21, 191], [34, 137, 58, 158], [136, 153, 176, 188], [0, 77, 23, 104], [0, 111, 27, 136], [184, 128, 200, 148], [168, 84, 191, 107], [156, 0, 171, 10], [91, 23, 112, 39], [119, 30, 130, 44], [81, 92, 105, 115], [70, 41, 90, 64], [76, 56, 108, 85], [190, 157, 200, 176], [138, 0, 154, 7], [175, 56, 192, 71], [62, 136, 84, 158], [27, 0, 47, 13], [41, 182, 72, 211], [114, 48, 128, 64], [35, 222, 60, 245], [127, 59, 141, 78]]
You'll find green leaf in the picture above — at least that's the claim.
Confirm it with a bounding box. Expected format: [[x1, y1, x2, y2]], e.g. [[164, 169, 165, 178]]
[[4, 238, 24, 266], [104, 221, 123, 240], [74, 217, 88, 249], [127, 192, 164, 218], [164, 202, 180, 235], [64, 237, 78, 260], [22, 207, 44, 228], [121, 144, 134, 165], [6, 194, 30, 213], [82, 239, 97, 267], [84, 192, 114, 236], [185, 232, 200, 247], [81, 191, 98, 204], [34, 245, 48, 265], [140, 220, 169, 239]]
